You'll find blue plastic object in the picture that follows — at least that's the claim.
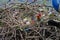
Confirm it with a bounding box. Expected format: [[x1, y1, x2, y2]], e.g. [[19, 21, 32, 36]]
[[52, 0, 60, 12]]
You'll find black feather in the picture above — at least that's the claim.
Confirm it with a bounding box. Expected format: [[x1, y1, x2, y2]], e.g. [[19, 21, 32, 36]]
[[48, 20, 60, 28]]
